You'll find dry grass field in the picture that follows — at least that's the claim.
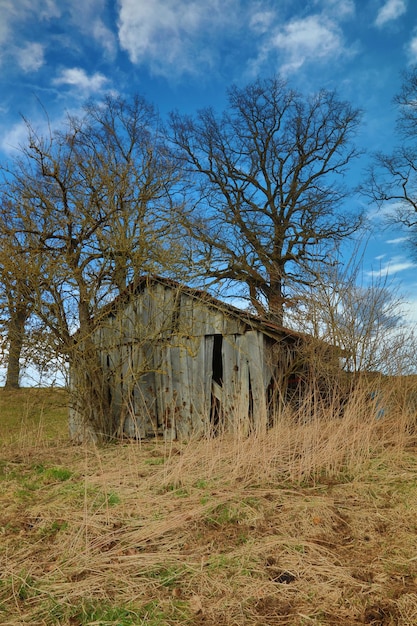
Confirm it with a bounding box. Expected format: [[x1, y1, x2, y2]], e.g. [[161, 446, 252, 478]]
[[1, 381, 417, 625]]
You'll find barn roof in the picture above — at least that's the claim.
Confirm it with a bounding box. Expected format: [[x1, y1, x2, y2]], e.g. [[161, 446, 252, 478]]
[[101, 274, 310, 345]]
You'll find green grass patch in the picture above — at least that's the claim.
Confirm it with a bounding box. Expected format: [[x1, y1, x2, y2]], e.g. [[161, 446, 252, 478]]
[[0, 387, 68, 443], [3, 461, 120, 512], [144, 564, 185, 588], [76, 601, 146, 625], [34, 464, 73, 482], [9, 463, 75, 502], [145, 457, 166, 466], [43, 598, 189, 626], [38, 519, 69, 537], [157, 483, 190, 497], [205, 501, 246, 526], [56, 482, 121, 509], [3, 570, 39, 602]]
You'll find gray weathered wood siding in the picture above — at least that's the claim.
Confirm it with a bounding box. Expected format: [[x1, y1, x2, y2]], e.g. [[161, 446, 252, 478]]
[[69, 279, 297, 440]]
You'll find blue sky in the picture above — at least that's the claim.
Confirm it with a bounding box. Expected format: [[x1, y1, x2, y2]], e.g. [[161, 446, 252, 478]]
[[1, 0, 417, 321]]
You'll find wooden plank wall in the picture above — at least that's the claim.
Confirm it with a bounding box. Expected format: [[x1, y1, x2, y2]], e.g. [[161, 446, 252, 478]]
[[70, 281, 292, 440]]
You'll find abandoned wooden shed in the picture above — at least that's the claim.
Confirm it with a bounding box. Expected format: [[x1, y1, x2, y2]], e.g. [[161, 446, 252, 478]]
[[69, 275, 330, 441]]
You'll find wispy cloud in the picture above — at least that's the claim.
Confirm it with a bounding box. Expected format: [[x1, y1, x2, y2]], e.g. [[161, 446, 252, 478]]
[[66, 1, 118, 58], [407, 31, 417, 63], [386, 236, 409, 244], [368, 256, 416, 277], [117, 0, 240, 78], [92, 18, 117, 59], [249, 10, 275, 34], [53, 67, 109, 93], [0, 106, 81, 155], [383, 260, 416, 273], [16, 42, 45, 72], [366, 200, 404, 222], [248, 0, 356, 78], [0, 1, 116, 69], [267, 15, 346, 74], [0, 119, 31, 154], [375, 0, 407, 28], [403, 294, 417, 325], [318, 0, 355, 20], [0, 0, 60, 54]]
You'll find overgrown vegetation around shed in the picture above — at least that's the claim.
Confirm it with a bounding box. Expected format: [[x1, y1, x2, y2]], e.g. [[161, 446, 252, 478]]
[[69, 276, 340, 441]]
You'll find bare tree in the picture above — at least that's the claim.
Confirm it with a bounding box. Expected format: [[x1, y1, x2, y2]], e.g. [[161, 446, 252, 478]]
[[1, 95, 185, 438], [0, 266, 31, 389], [0, 219, 62, 389], [367, 67, 417, 234], [286, 244, 417, 376], [169, 77, 363, 324], [0, 202, 40, 389]]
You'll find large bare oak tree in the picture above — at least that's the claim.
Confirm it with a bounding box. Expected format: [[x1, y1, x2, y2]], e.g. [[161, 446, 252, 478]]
[[170, 77, 363, 324]]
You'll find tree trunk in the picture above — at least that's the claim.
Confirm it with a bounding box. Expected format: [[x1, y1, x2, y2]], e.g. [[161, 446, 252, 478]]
[[267, 276, 285, 326], [4, 305, 28, 389]]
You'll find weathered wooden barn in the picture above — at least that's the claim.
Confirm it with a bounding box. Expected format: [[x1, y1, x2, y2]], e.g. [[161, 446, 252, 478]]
[[69, 276, 328, 441]]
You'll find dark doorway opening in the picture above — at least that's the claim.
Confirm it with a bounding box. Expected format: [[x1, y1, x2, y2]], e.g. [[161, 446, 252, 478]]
[[212, 334, 223, 384], [210, 334, 223, 433]]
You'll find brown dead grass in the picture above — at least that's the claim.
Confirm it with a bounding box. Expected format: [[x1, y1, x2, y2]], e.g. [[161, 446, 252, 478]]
[[1, 380, 417, 625]]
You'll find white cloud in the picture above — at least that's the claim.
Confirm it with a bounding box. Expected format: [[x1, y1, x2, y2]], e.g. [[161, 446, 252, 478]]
[[0, 1, 116, 68], [375, 0, 407, 28], [0, 106, 86, 155], [0, 0, 60, 47], [368, 256, 416, 277], [0, 120, 28, 154], [386, 236, 409, 244], [66, 0, 117, 57], [383, 260, 416, 273], [0, 1, 57, 71], [16, 42, 45, 72], [53, 67, 109, 92], [37, 0, 61, 20], [403, 295, 417, 325], [92, 18, 117, 59], [366, 200, 403, 222], [407, 33, 417, 63], [317, 0, 355, 20], [249, 10, 275, 34], [117, 0, 239, 77], [267, 15, 346, 74]]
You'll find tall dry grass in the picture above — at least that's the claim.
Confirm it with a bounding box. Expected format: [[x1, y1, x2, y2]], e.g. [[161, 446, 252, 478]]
[[158, 375, 417, 490], [2, 378, 417, 625]]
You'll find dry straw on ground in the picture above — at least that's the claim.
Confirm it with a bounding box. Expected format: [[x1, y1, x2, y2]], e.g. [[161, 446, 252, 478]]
[[1, 379, 417, 625]]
